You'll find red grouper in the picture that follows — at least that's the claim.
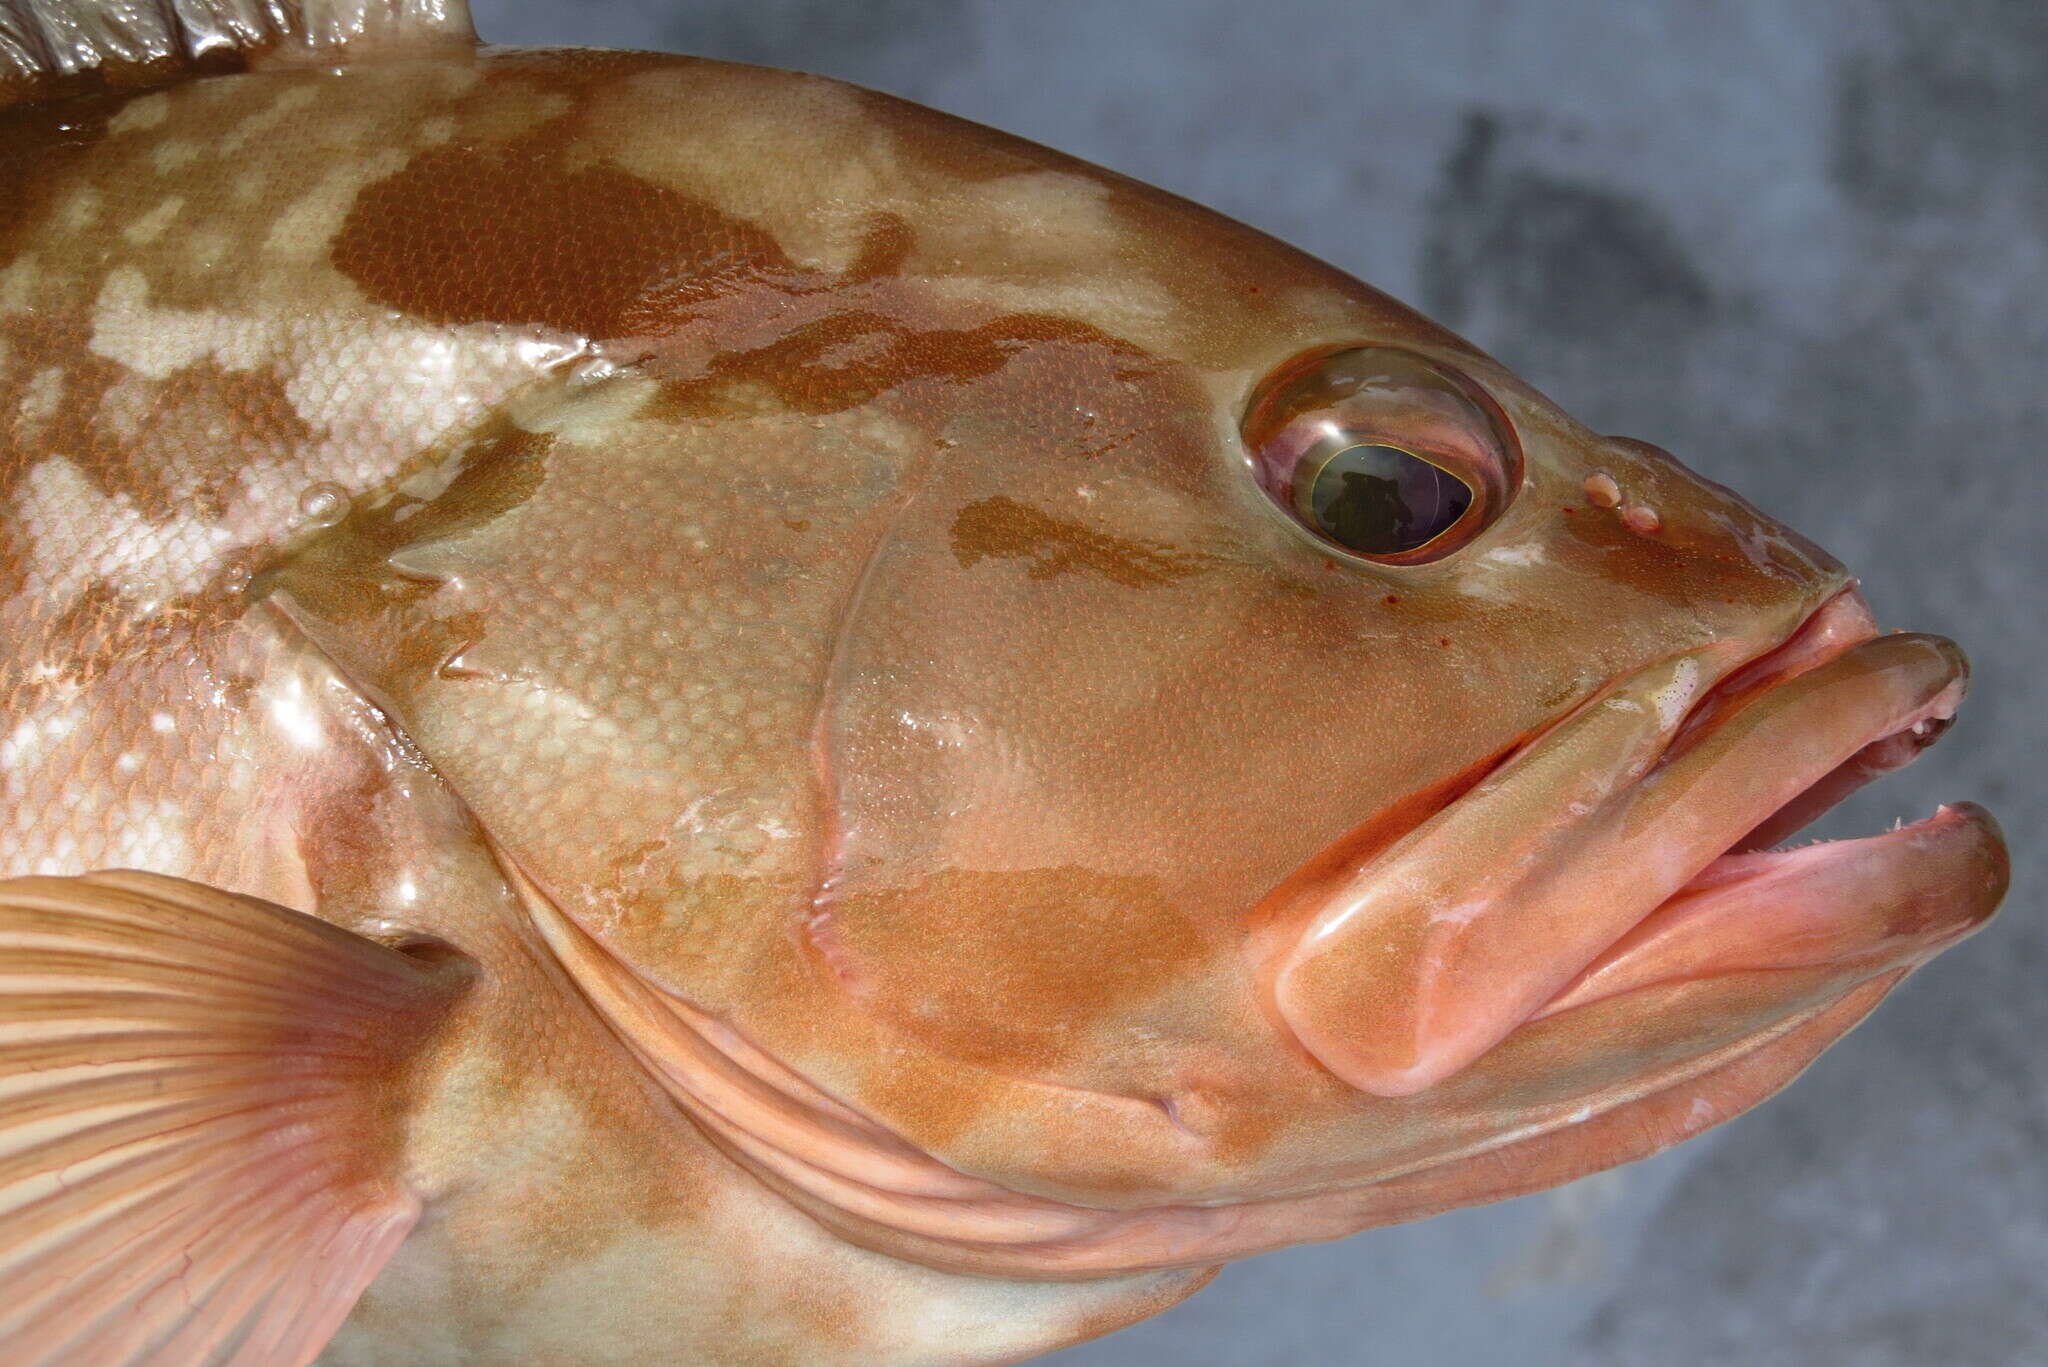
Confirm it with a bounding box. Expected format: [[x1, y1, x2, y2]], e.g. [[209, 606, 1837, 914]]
[[0, 2, 2009, 1364]]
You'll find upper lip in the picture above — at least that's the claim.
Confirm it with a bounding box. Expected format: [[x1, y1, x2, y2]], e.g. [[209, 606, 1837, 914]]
[[1258, 588, 2008, 1098]]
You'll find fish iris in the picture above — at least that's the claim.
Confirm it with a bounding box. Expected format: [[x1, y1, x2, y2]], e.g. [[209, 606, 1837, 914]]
[[1294, 443, 1474, 555]]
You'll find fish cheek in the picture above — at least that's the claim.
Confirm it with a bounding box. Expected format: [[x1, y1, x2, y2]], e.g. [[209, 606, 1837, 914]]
[[810, 348, 1503, 1102], [800, 358, 1263, 1086], [819, 868, 1216, 1077]]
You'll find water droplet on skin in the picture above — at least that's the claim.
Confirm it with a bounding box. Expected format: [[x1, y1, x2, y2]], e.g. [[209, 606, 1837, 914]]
[[1584, 472, 1622, 508], [1622, 504, 1662, 535], [217, 552, 258, 595], [296, 482, 350, 528]]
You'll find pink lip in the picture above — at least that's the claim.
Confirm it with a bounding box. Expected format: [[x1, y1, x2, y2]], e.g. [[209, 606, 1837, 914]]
[[1259, 588, 2008, 1099], [1537, 801, 2005, 1019], [1533, 584, 2007, 1017]]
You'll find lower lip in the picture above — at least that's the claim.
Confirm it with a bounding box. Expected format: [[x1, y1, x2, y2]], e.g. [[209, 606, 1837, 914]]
[[1535, 800, 2006, 1020]]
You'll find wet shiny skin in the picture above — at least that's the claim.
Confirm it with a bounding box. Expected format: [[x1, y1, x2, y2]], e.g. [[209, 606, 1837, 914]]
[[0, 19, 2007, 1367]]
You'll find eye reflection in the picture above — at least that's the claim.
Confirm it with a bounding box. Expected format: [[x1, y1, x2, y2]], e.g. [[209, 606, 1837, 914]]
[[1240, 345, 1518, 564], [1295, 443, 1475, 556]]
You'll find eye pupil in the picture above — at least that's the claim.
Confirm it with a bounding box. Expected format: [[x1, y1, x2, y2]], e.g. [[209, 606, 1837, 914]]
[[1296, 444, 1474, 556]]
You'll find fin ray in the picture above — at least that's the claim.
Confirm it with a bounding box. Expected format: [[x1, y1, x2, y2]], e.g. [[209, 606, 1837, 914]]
[[8, 1155, 308, 1339], [0, 871, 468, 1367], [26, 1160, 326, 1361]]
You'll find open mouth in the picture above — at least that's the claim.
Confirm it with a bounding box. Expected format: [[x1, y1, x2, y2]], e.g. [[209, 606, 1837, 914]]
[[1535, 588, 2000, 1018], [1262, 587, 2009, 1099]]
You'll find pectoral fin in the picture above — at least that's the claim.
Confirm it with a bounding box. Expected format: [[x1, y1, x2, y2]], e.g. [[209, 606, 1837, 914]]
[[0, 871, 471, 1367]]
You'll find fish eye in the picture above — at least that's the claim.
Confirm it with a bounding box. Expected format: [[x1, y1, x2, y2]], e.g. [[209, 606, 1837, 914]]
[[1241, 346, 1520, 563]]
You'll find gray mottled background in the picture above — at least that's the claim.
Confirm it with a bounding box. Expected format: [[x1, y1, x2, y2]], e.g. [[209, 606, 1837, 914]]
[[471, 2, 2046, 1363]]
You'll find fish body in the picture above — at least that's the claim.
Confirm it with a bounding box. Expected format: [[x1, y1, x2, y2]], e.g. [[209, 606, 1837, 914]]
[[0, 3, 2008, 1365]]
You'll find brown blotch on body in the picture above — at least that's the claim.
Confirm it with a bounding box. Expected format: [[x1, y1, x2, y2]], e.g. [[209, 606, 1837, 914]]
[[828, 866, 1212, 1075], [112, 361, 317, 520], [1555, 487, 1811, 610], [655, 309, 1148, 418], [845, 213, 915, 283], [331, 147, 790, 336], [950, 494, 1218, 589], [0, 87, 120, 260]]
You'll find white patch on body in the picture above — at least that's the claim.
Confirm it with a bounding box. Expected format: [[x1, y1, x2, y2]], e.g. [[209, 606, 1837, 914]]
[[1650, 656, 1702, 731], [151, 140, 200, 175], [122, 196, 187, 246], [0, 703, 82, 777], [262, 151, 409, 260], [263, 675, 329, 751], [929, 170, 1126, 270], [0, 254, 41, 313], [282, 322, 587, 454], [16, 367, 65, 435], [55, 187, 101, 233], [217, 84, 322, 156], [1486, 542, 1547, 567], [9, 781, 191, 878], [509, 373, 658, 444], [9, 458, 238, 617], [594, 68, 909, 274], [81, 795, 192, 873], [108, 93, 171, 134], [89, 267, 276, 378]]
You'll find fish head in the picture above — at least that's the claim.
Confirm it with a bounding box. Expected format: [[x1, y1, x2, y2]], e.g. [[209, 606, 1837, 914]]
[[256, 54, 2006, 1274], [765, 99, 2007, 1240]]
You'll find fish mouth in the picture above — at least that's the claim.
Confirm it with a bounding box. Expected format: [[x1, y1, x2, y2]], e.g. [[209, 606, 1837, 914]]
[[1261, 587, 2010, 1100]]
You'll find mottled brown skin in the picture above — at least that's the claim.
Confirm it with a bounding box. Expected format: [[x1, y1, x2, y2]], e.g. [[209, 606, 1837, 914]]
[[0, 34, 2004, 1367]]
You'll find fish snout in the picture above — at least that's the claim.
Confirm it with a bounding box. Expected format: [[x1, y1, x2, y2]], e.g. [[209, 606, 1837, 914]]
[[1253, 595, 2003, 1102]]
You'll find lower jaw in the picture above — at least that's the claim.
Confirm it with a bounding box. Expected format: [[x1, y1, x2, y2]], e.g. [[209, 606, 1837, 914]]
[[752, 969, 1909, 1280], [1271, 970, 1904, 1239], [1536, 801, 2004, 1020], [528, 821, 1940, 1282]]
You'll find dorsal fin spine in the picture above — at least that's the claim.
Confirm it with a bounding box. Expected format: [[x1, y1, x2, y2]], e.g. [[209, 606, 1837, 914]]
[[0, 0, 475, 106]]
